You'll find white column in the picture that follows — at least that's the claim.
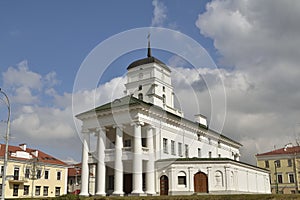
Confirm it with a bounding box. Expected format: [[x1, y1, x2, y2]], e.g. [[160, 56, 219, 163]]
[[96, 128, 106, 196], [146, 126, 156, 195], [113, 126, 124, 196], [131, 122, 144, 195], [80, 130, 90, 196]]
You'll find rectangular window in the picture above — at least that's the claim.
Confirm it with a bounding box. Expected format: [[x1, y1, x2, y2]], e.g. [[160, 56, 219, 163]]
[[197, 134, 201, 141], [44, 170, 49, 179], [277, 174, 283, 184], [289, 173, 295, 183], [185, 144, 189, 158], [14, 167, 19, 180], [178, 176, 186, 185], [275, 160, 281, 168], [0, 184, 2, 196], [37, 169, 41, 179], [57, 171, 61, 180], [35, 186, 41, 196], [13, 184, 19, 196], [163, 138, 168, 154], [142, 138, 146, 147], [218, 141, 221, 148], [25, 168, 30, 179], [198, 148, 201, 158], [0, 166, 3, 175], [55, 187, 60, 197], [265, 160, 269, 168], [171, 140, 175, 155], [24, 185, 29, 195], [108, 175, 114, 190], [288, 159, 292, 167], [209, 151, 212, 158], [124, 139, 131, 147], [43, 186, 49, 196], [178, 142, 182, 156]]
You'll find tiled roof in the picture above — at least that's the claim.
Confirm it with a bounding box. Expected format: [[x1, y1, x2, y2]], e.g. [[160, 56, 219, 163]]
[[256, 146, 300, 157], [0, 144, 67, 166], [68, 163, 82, 176]]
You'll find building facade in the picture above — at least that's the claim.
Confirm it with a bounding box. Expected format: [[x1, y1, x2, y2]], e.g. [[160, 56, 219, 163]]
[[67, 163, 96, 195], [76, 48, 271, 196], [0, 143, 68, 198], [256, 145, 300, 194]]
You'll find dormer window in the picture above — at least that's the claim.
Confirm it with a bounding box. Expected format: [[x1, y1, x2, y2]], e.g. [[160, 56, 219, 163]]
[[138, 85, 142, 91], [138, 93, 143, 100]]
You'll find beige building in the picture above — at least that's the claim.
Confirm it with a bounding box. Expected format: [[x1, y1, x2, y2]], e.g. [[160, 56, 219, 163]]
[[256, 145, 300, 194], [0, 143, 68, 198]]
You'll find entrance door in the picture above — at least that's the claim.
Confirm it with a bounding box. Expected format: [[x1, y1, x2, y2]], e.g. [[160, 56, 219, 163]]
[[194, 172, 208, 193], [123, 174, 132, 195], [160, 175, 169, 195]]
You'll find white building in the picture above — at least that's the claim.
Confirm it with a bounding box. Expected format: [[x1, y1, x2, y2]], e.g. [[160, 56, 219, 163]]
[[76, 45, 271, 196]]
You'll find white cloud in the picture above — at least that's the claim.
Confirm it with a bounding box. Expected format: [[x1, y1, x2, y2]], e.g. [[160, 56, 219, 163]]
[[196, 0, 300, 164], [3, 60, 42, 90], [1, 63, 127, 163], [44, 71, 60, 87], [151, 0, 167, 27]]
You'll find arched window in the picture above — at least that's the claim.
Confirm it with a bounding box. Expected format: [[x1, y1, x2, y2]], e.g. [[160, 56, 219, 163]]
[[163, 86, 165, 92], [215, 170, 223, 187], [138, 93, 143, 101], [162, 94, 166, 104], [178, 171, 186, 186]]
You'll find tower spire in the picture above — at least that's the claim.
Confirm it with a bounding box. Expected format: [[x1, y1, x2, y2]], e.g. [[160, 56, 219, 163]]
[[147, 33, 152, 57]]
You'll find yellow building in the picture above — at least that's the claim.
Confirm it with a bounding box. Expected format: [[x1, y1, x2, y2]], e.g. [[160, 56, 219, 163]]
[[0, 143, 68, 198], [256, 145, 300, 194]]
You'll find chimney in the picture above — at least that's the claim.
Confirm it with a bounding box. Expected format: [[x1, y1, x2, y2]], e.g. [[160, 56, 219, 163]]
[[194, 114, 208, 128], [19, 143, 27, 151], [31, 150, 39, 157]]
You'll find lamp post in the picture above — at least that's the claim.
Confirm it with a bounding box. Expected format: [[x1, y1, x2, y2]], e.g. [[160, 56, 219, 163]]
[[0, 88, 10, 200], [274, 160, 279, 194]]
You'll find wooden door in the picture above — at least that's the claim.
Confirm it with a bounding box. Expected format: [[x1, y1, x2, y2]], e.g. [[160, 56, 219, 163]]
[[194, 172, 208, 193], [160, 175, 169, 195], [123, 174, 132, 195]]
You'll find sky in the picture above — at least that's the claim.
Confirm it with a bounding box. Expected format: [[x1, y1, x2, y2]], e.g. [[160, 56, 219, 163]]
[[0, 0, 300, 165]]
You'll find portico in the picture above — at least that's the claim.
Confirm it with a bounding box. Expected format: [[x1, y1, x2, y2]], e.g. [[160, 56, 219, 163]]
[[78, 118, 156, 196]]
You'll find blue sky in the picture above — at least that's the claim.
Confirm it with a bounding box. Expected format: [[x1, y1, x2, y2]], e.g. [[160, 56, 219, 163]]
[[0, 0, 214, 90], [1, 0, 300, 165]]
